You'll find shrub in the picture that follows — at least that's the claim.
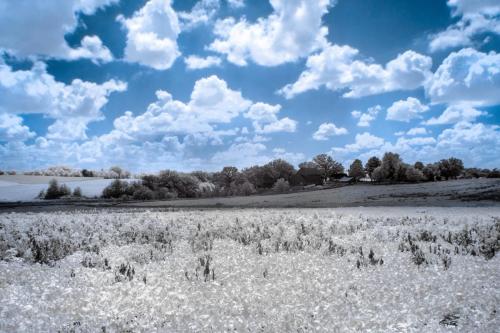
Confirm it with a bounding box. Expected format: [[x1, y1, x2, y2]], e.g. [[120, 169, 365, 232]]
[[132, 186, 154, 200], [239, 181, 257, 196], [44, 179, 71, 200], [348, 159, 365, 180], [73, 187, 82, 197], [405, 167, 424, 182], [102, 179, 129, 199], [0, 170, 4, 175], [371, 166, 385, 182], [272, 178, 290, 193]]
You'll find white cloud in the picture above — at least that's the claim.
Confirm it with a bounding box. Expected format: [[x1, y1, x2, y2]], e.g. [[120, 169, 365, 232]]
[[0, 113, 35, 142], [118, 0, 181, 70], [208, 0, 331, 66], [0, 0, 117, 61], [424, 105, 486, 125], [110, 75, 250, 143], [429, 0, 500, 52], [280, 45, 432, 98], [406, 127, 428, 136], [426, 48, 500, 107], [330, 121, 500, 169], [351, 105, 381, 127], [184, 55, 222, 70], [312, 122, 348, 141], [386, 97, 429, 122], [179, 0, 220, 30], [211, 142, 268, 168], [67, 36, 113, 63], [396, 136, 436, 146], [244, 103, 297, 134], [0, 60, 127, 140], [227, 0, 245, 9]]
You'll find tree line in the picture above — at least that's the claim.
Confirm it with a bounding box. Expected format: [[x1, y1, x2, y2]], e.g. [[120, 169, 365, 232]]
[[97, 152, 497, 201]]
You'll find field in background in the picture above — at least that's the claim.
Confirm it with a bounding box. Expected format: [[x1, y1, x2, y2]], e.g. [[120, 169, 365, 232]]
[[0, 207, 498, 332], [0, 175, 138, 202]]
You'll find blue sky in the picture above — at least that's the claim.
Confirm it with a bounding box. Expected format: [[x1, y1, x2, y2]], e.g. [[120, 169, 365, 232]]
[[0, 0, 499, 172]]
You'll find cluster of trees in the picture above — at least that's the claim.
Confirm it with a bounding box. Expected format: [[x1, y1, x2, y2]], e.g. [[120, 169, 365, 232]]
[[0, 170, 16, 175], [101, 159, 299, 200], [358, 153, 465, 183], [40, 179, 82, 200], [100, 152, 487, 200], [23, 166, 131, 179]]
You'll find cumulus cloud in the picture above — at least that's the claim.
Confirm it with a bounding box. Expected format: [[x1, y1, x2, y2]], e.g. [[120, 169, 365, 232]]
[[424, 105, 486, 125], [429, 0, 500, 52], [312, 123, 348, 141], [179, 0, 220, 30], [118, 0, 181, 70], [280, 45, 432, 98], [244, 103, 297, 134], [0, 60, 127, 140], [426, 48, 500, 107], [0, 0, 117, 61], [330, 121, 500, 169], [0, 113, 35, 142], [110, 75, 251, 143], [406, 127, 428, 136], [351, 105, 381, 127], [184, 55, 222, 70], [227, 0, 245, 9], [208, 0, 331, 66], [386, 97, 429, 122]]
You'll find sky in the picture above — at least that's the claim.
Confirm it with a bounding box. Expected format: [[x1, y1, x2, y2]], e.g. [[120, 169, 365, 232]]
[[0, 0, 499, 172]]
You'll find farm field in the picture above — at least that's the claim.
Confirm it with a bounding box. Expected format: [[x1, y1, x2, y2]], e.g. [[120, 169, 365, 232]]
[[0, 175, 138, 202], [0, 207, 498, 332]]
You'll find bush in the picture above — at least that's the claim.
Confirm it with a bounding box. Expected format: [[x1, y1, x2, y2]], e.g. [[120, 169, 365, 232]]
[[0, 170, 4, 175], [102, 180, 129, 199], [132, 186, 154, 200], [405, 167, 424, 182], [272, 178, 290, 193], [44, 179, 71, 200], [73, 187, 82, 197], [239, 181, 257, 196], [371, 166, 385, 182]]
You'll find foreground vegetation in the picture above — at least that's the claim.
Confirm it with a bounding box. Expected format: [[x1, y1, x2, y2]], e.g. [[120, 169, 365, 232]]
[[0, 208, 498, 331]]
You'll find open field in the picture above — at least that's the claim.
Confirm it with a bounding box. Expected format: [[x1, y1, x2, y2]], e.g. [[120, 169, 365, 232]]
[[0, 175, 138, 202], [0, 179, 499, 211], [0, 207, 498, 332], [126, 178, 500, 208]]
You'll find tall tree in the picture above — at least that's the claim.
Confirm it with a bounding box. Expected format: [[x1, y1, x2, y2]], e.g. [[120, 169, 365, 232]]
[[312, 154, 344, 181], [381, 152, 402, 181], [348, 159, 365, 180], [365, 156, 381, 178]]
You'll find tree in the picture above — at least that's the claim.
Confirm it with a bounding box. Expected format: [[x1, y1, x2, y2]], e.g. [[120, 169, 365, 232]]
[[348, 159, 365, 180], [44, 179, 71, 199], [272, 178, 290, 193], [414, 161, 424, 170], [213, 166, 240, 188], [438, 157, 464, 180], [423, 163, 440, 181], [265, 159, 295, 182], [102, 179, 129, 199], [45, 179, 61, 199], [298, 161, 317, 169], [73, 187, 82, 197], [110, 166, 123, 179], [312, 154, 344, 181], [381, 152, 402, 181], [365, 156, 381, 178], [371, 166, 385, 182], [405, 167, 424, 182]]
